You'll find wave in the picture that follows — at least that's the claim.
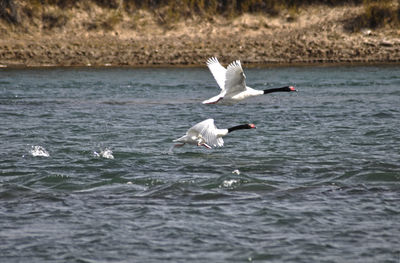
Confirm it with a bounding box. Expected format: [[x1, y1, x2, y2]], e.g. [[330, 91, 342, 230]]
[[29, 146, 50, 157], [371, 112, 395, 118], [357, 172, 400, 182]]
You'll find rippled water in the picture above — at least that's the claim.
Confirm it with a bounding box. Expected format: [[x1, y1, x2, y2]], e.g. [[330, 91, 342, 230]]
[[1, 66, 399, 262]]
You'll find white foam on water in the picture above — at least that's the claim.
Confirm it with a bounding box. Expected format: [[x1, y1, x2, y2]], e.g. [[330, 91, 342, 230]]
[[94, 148, 114, 159], [221, 179, 239, 188], [232, 169, 240, 175], [30, 145, 50, 157], [101, 149, 114, 159]]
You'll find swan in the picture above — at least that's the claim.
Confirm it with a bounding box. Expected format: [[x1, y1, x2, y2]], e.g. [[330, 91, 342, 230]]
[[203, 57, 296, 104], [172, 118, 256, 149]]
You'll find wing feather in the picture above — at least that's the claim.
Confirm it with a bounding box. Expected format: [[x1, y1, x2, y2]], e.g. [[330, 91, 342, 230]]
[[207, 57, 226, 90], [188, 119, 213, 135], [224, 60, 247, 96], [188, 119, 224, 148], [199, 119, 224, 147]]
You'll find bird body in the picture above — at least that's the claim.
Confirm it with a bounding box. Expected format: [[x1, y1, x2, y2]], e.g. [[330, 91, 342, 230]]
[[172, 119, 255, 149], [203, 57, 296, 105], [230, 87, 263, 101]]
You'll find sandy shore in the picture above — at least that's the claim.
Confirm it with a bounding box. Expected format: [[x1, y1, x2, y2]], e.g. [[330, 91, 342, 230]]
[[1, 5, 400, 67]]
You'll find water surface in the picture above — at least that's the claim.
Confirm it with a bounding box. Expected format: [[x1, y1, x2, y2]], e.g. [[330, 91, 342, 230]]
[[1, 66, 399, 262]]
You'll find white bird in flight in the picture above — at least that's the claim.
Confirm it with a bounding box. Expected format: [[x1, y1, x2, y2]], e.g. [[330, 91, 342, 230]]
[[172, 119, 256, 149], [203, 57, 296, 105]]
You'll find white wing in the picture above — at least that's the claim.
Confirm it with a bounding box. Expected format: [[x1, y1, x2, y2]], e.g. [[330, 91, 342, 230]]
[[188, 119, 214, 135], [174, 119, 212, 143], [201, 126, 224, 148], [224, 60, 247, 96], [188, 119, 224, 147], [207, 57, 226, 90]]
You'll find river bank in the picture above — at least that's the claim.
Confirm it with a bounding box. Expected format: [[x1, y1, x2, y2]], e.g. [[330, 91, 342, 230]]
[[1, 4, 400, 67]]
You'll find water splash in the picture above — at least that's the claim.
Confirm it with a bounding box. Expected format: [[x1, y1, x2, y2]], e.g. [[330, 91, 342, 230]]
[[29, 146, 50, 157], [232, 169, 240, 175], [221, 179, 239, 188], [94, 148, 114, 159]]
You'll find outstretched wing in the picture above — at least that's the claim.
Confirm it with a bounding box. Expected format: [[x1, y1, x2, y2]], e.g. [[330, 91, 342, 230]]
[[207, 57, 226, 90], [188, 119, 214, 135], [189, 119, 224, 147], [224, 60, 247, 96]]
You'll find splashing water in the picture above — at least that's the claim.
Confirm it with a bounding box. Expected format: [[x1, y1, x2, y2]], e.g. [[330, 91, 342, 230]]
[[94, 148, 114, 159], [232, 169, 240, 175], [221, 179, 239, 188], [30, 146, 50, 157]]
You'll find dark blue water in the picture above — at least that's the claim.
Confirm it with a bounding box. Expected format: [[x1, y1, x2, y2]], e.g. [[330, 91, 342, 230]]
[[1, 66, 399, 262]]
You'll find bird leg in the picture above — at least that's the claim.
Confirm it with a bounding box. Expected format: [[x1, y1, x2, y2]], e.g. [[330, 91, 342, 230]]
[[198, 143, 212, 149]]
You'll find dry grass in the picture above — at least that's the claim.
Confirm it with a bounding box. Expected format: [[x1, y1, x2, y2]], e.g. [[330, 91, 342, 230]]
[[344, 0, 400, 32], [0, 0, 399, 34], [42, 8, 69, 29]]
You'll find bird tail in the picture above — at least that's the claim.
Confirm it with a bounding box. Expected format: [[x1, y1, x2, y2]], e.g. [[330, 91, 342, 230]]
[[173, 135, 186, 142]]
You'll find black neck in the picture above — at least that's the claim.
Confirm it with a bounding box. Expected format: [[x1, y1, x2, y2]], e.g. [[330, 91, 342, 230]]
[[263, 86, 291, 94], [228, 124, 250, 133]]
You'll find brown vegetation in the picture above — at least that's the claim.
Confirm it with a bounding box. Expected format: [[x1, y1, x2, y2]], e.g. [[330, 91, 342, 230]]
[[1, 0, 400, 67]]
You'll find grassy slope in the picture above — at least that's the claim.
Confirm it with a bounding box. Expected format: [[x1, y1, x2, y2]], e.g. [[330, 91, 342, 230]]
[[0, 0, 399, 66], [1, 0, 398, 34]]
